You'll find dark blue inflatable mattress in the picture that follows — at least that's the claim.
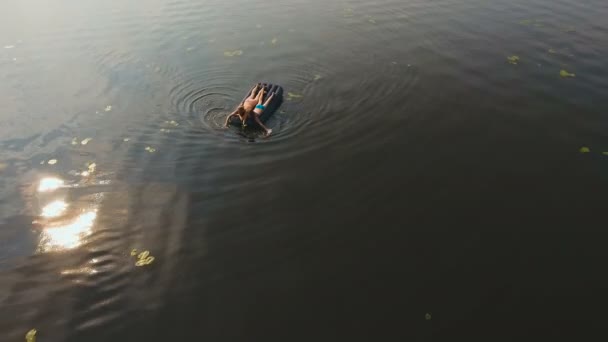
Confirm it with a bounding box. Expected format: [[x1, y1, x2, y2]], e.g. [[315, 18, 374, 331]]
[[229, 83, 283, 127]]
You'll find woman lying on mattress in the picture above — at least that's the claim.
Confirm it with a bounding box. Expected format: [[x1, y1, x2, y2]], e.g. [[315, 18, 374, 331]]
[[224, 84, 274, 136]]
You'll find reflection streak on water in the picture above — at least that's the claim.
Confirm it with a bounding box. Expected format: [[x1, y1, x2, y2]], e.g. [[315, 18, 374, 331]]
[[37, 177, 65, 192], [40, 200, 69, 218], [38, 210, 97, 252], [35, 174, 108, 252]]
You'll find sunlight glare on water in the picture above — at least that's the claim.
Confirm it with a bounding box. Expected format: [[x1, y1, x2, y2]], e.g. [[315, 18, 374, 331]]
[[40, 200, 69, 218], [37, 210, 97, 252], [37, 177, 65, 192]]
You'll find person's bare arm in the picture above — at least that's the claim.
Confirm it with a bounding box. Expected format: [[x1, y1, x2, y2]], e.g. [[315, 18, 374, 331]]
[[254, 115, 272, 135], [247, 84, 259, 101]]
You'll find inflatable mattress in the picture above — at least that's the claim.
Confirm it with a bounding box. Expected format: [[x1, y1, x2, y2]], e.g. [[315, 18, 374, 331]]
[[229, 83, 283, 127]]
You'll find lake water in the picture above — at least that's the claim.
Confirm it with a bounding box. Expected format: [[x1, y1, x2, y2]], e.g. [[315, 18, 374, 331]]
[[1, 0, 608, 341]]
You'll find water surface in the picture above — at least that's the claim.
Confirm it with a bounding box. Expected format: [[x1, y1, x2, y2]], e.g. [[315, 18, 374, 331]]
[[1, 0, 608, 340]]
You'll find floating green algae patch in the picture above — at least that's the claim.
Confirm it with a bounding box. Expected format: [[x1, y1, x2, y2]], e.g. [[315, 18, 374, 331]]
[[131, 249, 155, 266], [343, 7, 354, 17], [224, 50, 243, 57], [507, 55, 520, 65], [26, 329, 37, 342], [560, 69, 575, 78], [562, 26, 576, 33]]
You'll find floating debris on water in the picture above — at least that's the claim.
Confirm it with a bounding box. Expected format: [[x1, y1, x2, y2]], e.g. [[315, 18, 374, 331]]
[[105, 105, 112, 112], [548, 49, 557, 54], [425, 313, 432, 320], [40, 160, 45, 165], [136, 256, 155, 266], [507, 55, 520, 65], [579, 146, 590, 153], [160, 128, 171, 133], [4, 45, 15, 49], [342, 8, 354, 17], [25, 329, 37, 342], [518, 19, 543, 26], [560, 69, 575, 78], [123, 138, 130, 142], [314, 74, 322, 80], [166, 120, 179, 126], [271, 38, 278, 45], [145, 146, 156, 153], [287, 92, 303, 98], [133, 250, 155, 266], [224, 50, 243, 57], [81, 137, 93, 145], [186, 46, 195, 51], [86, 162, 96, 173], [47, 159, 57, 165], [71, 137, 78, 145]]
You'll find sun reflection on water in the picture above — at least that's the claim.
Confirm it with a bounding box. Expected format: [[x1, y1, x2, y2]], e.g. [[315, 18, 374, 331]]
[[38, 210, 97, 252], [40, 200, 68, 218], [38, 177, 64, 192]]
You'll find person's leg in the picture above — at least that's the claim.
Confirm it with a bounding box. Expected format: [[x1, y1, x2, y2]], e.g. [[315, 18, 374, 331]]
[[262, 92, 274, 107], [256, 88, 265, 104]]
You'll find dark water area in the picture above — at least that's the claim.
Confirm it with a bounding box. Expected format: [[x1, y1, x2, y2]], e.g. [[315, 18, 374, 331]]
[[1, 0, 608, 341]]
